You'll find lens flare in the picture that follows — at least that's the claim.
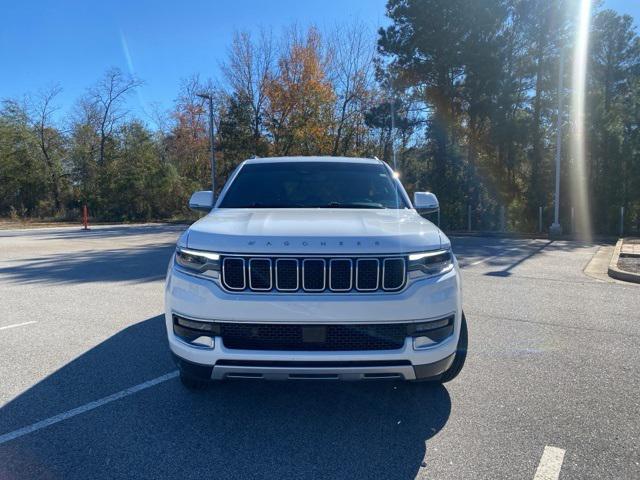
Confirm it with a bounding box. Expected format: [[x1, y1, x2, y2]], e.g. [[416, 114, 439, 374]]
[[570, 0, 592, 239]]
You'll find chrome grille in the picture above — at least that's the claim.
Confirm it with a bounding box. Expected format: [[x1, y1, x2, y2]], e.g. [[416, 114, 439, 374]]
[[221, 255, 406, 293]]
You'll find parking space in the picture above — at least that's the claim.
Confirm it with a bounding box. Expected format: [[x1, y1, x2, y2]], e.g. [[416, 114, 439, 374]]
[[0, 226, 638, 479]]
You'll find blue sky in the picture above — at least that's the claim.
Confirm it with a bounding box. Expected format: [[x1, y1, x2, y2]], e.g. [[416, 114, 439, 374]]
[[1, 0, 637, 124]]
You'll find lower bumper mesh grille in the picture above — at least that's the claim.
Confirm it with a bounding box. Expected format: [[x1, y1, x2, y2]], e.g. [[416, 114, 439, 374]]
[[220, 323, 408, 351]]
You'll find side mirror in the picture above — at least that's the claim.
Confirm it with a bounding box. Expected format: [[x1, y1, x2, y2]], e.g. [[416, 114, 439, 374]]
[[189, 191, 214, 212], [413, 191, 439, 215]]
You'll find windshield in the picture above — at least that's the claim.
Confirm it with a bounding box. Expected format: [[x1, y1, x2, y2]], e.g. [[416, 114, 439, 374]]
[[218, 161, 409, 209]]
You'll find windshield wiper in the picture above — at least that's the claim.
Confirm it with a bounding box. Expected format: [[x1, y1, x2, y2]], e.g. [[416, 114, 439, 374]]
[[241, 202, 387, 209], [320, 202, 387, 209], [245, 202, 304, 208]]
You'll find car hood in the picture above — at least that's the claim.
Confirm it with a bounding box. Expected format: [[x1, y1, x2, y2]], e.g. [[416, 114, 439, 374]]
[[185, 209, 446, 254]]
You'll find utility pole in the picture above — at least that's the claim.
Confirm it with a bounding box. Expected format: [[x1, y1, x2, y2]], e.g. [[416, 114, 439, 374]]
[[197, 92, 216, 197], [550, 49, 564, 237], [390, 94, 397, 172]]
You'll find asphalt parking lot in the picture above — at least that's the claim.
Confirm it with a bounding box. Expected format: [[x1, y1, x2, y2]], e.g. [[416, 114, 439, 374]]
[[0, 225, 638, 479]]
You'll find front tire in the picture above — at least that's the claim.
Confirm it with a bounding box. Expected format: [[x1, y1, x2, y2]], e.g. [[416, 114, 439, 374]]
[[439, 312, 468, 383], [179, 370, 210, 390]]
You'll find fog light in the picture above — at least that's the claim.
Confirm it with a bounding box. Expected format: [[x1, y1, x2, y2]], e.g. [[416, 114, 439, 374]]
[[173, 314, 219, 348], [174, 315, 221, 334], [410, 317, 451, 334], [409, 315, 455, 350], [413, 336, 438, 350]]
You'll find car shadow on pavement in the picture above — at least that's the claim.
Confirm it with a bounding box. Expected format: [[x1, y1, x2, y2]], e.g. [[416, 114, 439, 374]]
[[484, 240, 554, 277], [0, 244, 176, 284], [0, 315, 451, 480], [0, 224, 188, 240], [451, 236, 600, 275]]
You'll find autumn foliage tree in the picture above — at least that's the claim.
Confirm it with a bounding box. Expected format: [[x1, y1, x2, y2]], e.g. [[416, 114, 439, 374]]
[[264, 28, 336, 156]]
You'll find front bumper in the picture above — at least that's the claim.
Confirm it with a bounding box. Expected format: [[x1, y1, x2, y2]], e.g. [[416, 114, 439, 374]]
[[165, 259, 461, 381], [173, 352, 455, 381]]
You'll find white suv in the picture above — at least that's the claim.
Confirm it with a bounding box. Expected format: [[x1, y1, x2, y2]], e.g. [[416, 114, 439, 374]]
[[165, 157, 467, 389]]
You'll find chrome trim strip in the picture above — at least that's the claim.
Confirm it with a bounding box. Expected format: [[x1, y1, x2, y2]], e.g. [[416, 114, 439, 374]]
[[302, 258, 326, 292], [382, 257, 406, 291], [329, 258, 353, 292], [171, 309, 458, 325], [212, 365, 416, 381], [221, 257, 246, 290], [213, 252, 409, 258], [355, 258, 379, 291], [275, 258, 299, 291], [248, 258, 272, 291]]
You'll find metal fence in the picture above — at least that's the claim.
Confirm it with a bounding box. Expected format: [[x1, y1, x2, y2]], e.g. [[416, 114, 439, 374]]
[[427, 204, 640, 237]]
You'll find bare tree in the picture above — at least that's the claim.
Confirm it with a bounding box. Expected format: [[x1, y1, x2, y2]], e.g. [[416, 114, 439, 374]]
[[327, 22, 376, 156], [169, 75, 225, 183], [32, 85, 64, 210], [89, 68, 142, 164], [221, 29, 274, 153]]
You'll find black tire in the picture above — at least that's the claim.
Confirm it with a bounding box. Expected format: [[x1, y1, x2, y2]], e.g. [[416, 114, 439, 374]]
[[439, 312, 468, 383], [179, 370, 210, 391]]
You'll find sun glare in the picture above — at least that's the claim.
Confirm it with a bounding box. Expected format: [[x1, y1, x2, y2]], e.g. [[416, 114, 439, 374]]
[[570, 0, 593, 240]]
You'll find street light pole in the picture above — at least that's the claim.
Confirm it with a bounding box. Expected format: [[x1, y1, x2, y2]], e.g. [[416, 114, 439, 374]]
[[390, 94, 397, 172], [550, 49, 564, 237], [197, 93, 216, 197]]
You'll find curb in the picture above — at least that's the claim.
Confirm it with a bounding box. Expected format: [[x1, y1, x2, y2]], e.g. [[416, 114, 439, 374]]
[[447, 231, 548, 240], [447, 230, 620, 242], [607, 238, 640, 284]]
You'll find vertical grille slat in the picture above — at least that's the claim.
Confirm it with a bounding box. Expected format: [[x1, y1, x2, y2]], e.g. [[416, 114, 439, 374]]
[[382, 258, 406, 291], [356, 259, 379, 291], [221, 256, 405, 293], [329, 259, 352, 291], [249, 258, 272, 290], [302, 259, 326, 291], [222, 258, 246, 290], [275, 259, 298, 291]]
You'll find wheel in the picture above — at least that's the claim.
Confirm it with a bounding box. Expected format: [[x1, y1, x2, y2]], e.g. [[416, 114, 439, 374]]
[[409, 312, 468, 384], [179, 370, 210, 391], [439, 312, 468, 383]]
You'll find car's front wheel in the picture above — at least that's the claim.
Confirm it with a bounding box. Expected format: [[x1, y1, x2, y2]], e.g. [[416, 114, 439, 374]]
[[410, 312, 468, 384], [179, 370, 210, 390], [439, 312, 468, 383]]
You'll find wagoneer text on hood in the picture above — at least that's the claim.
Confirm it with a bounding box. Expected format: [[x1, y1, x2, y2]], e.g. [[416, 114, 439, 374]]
[[185, 208, 447, 254]]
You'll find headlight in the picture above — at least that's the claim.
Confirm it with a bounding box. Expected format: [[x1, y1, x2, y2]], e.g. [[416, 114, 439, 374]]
[[408, 249, 454, 277], [174, 247, 220, 272]]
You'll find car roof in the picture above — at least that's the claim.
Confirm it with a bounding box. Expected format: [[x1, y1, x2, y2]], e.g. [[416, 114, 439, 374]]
[[242, 156, 383, 165]]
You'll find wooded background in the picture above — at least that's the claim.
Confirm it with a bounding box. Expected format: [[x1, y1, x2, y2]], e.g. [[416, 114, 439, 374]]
[[1, 0, 639, 234]]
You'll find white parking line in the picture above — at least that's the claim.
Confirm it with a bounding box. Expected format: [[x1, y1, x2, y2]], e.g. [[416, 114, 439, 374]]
[[459, 246, 526, 269], [461, 257, 493, 267], [0, 370, 179, 445], [534, 446, 566, 480], [0, 321, 37, 331]]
